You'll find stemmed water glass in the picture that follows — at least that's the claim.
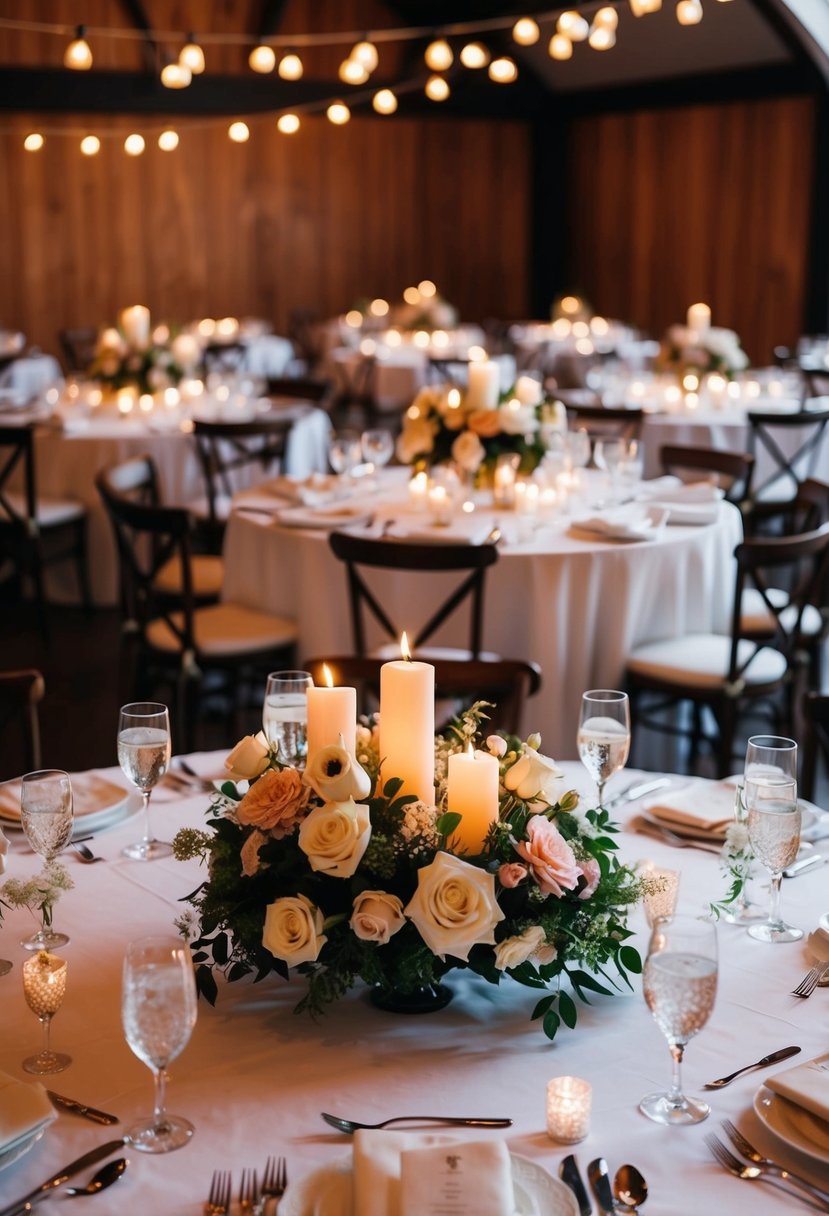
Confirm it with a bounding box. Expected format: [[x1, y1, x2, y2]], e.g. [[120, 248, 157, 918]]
[[577, 690, 631, 808], [20, 769, 73, 950], [263, 671, 313, 768], [22, 950, 71, 1074], [361, 428, 394, 472], [122, 936, 197, 1153], [328, 430, 362, 481], [640, 914, 718, 1125], [566, 429, 591, 470], [746, 771, 802, 944], [593, 438, 625, 504], [118, 702, 172, 861]]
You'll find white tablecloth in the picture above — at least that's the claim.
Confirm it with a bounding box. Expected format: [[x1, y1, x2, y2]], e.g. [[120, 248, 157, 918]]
[[0, 355, 62, 405], [222, 474, 743, 759], [0, 756, 826, 1215]]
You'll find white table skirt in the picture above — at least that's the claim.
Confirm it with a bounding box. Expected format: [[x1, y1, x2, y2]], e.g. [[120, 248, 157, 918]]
[[0, 756, 826, 1215], [222, 481, 743, 760]]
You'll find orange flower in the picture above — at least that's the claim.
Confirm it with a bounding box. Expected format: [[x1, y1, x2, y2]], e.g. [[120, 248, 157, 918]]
[[236, 768, 309, 836], [467, 409, 502, 438]]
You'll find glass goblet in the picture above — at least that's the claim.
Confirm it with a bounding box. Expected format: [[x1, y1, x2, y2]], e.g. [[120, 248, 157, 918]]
[[640, 914, 718, 1125], [122, 936, 197, 1153], [118, 702, 172, 861], [718, 782, 765, 925], [361, 428, 394, 472], [328, 430, 362, 480], [566, 429, 591, 470], [593, 438, 625, 504], [263, 670, 313, 768], [746, 776, 802, 943], [20, 769, 73, 950], [577, 690, 631, 809], [22, 950, 71, 1075]]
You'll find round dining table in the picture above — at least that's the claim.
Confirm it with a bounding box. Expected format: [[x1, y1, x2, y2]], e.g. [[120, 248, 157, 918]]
[[0, 755, 826, 1215]]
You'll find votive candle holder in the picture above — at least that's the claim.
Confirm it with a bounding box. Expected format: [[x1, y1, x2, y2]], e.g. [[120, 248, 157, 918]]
[[546, 1075, 592, 1143], [642, 864, 681, 927]]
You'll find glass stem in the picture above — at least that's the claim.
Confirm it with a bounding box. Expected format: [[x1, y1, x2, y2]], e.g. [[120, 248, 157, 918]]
[[668, 1042, 685, 1106], [141, 789, 155, 847], [768, 871, 783, 928], [40, 1013, 53, 1060], [152, 1065, 169, 1132], [597, 780, 605, 810]]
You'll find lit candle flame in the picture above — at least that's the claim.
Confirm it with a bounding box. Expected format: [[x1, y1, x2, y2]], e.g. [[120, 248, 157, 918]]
[[400, 632, 411, 661], [323, 663, 334, 688]]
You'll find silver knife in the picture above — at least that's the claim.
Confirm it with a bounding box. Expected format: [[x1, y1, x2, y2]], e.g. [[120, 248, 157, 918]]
[[46, 1090, 119, 1125], [604, 777, 671, 810], [560, 1154, 592, 1216], [784, 853, 825, 878], [587, 1157, 616, 1215], [0, 1138, 126, 1216]]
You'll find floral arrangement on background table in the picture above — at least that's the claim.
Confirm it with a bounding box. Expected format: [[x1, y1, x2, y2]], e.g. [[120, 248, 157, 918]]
[[395, 375, 566, 480], [658, 303, 749, 380], [174, 704, 643, 1041], [88, 305, 202, 395]]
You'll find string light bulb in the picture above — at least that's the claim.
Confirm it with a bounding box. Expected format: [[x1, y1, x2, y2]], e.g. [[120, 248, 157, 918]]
[[425, 74, 450, 101], [460, 42, 491, 68], [179, 34, 205, 74], [676, 0, 703, 21], [327, 101, 351, 125], [158, 129, 179, 151], [228, 121, 250, 142], [489, 56, 518, 82], [595, 7, 620, 29], [124, 133, 145, 156], [278, 52, 303, 79], [277, 113, 300, 134], [249, 43, 276, 73], [64, 25, 92, 70], [160, 61, 191, 88], [424, 39, 453, 71], [80, 135, 100, 156], [351, 40, 379, 71], [373, 89, 398, 114], [339, 57, 369, 84], [512, 17, 540, 45], [548, 34, 574, 59], [588, 23, 617, 47], [557, 11, 590, 40], [24, 133, 44, 151], [629, 0, 662, 12]]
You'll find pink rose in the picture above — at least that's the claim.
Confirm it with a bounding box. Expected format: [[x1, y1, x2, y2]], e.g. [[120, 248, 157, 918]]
[[498, 862, 528, 889], [578, 857, 601, 901], [515, 817, 581, 898]]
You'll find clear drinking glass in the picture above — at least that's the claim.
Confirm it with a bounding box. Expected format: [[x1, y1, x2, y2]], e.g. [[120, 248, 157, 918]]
[[746, 775, 802, 943], [20, 770, 73, 950], [118, 702, 172, 861], [122, 936, 197, 1153], [744, 735, 798, 784], [718, 782, 765, 925], [361, 428, 394, 471], [640, 914, 718, 1125], [577, 690, 631, 808], [328, 430, 363, 479], [567, 429, 591, 470], [263, 671, 313, 767], [22, 950, 71, 1074], [593, 438, 626, 503]]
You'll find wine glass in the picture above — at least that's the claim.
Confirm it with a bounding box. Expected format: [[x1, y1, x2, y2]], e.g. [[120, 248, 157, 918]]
[[746, 774, 802, 943], [361, 428, 394, 472], [566, 429, 591, 470], [22, 951, 71, 1074], [263, 671, 313, 767], [744, 734, 797, 784], [122, 936, 197, 1153], [118, 702, 172, 861], [577, 690, 631, 808], [328, 430, 362, 480], [640, 914, 718, 1125], [593, 438, 625, 503], [20, 769, 73, 950], [618, 439, 644, 497]]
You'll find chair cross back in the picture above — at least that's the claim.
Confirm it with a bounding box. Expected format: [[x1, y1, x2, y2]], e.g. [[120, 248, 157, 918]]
[[193, 415, 293, 532], [265, 377, 335, 412], [0, 425, 38, 535], [328, 531, 499, 659], [659, 444, 755, 506], [563, 403, 644, 442], [746, 406, 829, 502], [0, 668, 44, 773]]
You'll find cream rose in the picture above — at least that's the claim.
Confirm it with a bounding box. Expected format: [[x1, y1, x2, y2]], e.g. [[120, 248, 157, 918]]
[[504, 748, 563, 806], [225, 731, 271, 781], [240, 828, 269, 877], [298, 798, 371, 878], [303, 739, 371, 803], [405, 851, 504, 961], [494, 924, 548, 971], [487, 734, 507, 758], [396, 417, 435, 464], [236, 767, 309, 836], [451, 430, 485, 473], [350, 891, 406, 944], [516, 817, 581, 898], [467, 409, 502, 439], [262, 894, 326, 966], [498, 401, 538, 437]]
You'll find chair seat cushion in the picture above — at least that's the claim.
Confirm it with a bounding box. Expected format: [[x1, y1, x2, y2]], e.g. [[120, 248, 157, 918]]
[[627, 633, 788, 689], [153, 554, 224, 599], [0, 492, 85, 528], [740, 587, 824, 638], [146, 602, 296, 657]]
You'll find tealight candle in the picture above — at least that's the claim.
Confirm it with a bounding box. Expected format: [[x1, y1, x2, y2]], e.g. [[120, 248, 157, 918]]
[[306, 664, 357, 762], [546, 1076, 592, 1144], [493, 453, 519, 508], [408, 470, 429, 511], [642, 864, 681, 927], [379, 635, 435, 803], [427, 482, 453, 526], [447, 745, 499, 854]]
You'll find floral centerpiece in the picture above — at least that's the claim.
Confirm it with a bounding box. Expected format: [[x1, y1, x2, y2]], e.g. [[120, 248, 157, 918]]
[[89, 311, 201, 395], [395, 380, 566, 481], [174, 705, 644, 1040], [658, 323, 749, 380]]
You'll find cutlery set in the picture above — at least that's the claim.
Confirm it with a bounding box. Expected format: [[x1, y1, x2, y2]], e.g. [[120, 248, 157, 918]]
[[0, 1139, 127, 1216], [707, 1122, 829, 1210], [204, 1156, 287, 1215], [559, 1155, 648, 1214]]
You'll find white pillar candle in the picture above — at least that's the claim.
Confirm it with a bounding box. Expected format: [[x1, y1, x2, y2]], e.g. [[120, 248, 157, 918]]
[[546, 1077, 592, 1143], [447, 745, 499, 854], [686, 302, 711, 337], [466, 360, 500, 411], [120, 305, 151, 349], [379, 641, 435, 803], [306, 664, 357, 762], [514, 373, 543, 406], [408, 470, 429, 511]]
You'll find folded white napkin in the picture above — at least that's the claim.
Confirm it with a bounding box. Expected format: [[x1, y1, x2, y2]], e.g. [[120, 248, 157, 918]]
[[638, 480, 722, 505], [264, 474, 353, 507], [766, 1052, 829, 1124], [569, 504, 667, 542], [353, 1131, 512, 1216], [277, 503, 374, 530], [644, 780, 736, 835], [0, 771, 129, 823], [658, 502, 720, 526], [0, 1070, 56, 1152], [386, 522, 493, 546]]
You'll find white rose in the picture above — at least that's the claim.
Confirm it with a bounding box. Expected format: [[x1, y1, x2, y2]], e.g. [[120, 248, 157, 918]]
[[170, 333, 201, 370], [494, 924, 548, 971], [303, 738, 371, 803], [225, 731, 271, 781], [350, 891, 406, 943], [451, 429, 485, 473], [0, 825, 7, 876], [262, 894, 326, 965], [405, 851, 504, 962], [298, 798, 371, 878], [396, 417, 435, 464], [498, 401, 538, 437], [487, 734, 507, 758], [504, 748, 563, 806]]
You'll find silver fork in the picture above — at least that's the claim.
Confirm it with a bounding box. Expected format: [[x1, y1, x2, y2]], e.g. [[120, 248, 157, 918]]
[[239, 1168, 259, 1215], [258, 1156, 287, 1214], [791, 961, 829, 997], [706, 1134, 829, 1212], [204, 1170, 232, 1216], [721, 1119, 829, 1208]]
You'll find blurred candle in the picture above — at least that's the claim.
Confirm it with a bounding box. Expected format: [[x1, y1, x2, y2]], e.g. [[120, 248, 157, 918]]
[[120, 305, 150, 349], [408, 470, 429, 510], [466, 360, 500, 410], [379, 634, 435, 802], [447, 744, 499, 853], [515, 374, 542, 406], [686, 302, 710, 337], [306, 663, 356, 761]]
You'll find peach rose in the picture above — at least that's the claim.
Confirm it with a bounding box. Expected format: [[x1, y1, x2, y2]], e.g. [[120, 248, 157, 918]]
[[350, 891, 406, 944], [225, 731, 271, 781], [578, 857, 602, 901], [498, 862, 527, 889], [467, 409, 502, 438], [240, 828, 268, 877], [451, 430, 485, 473], [298, 798, 371, 878], [515, 816, 581, 898], [236, 767, 309, 836]]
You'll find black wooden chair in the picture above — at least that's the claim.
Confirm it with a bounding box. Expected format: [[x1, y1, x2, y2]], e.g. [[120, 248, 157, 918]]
[[58, 326, 98, 372], [563, 403, 644, 444], [746, 406, 829, 507], [0, 668, 44, 776], [202, 341, 248, 376], [659, 444, 755, 508], [328, 531, 500, 660], [266, 376, 336, 414], [801, 691, 829, 803]]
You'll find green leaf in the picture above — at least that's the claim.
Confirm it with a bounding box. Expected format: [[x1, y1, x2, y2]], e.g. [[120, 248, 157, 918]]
[[558, 990, 578, 1029], [542, 1009, 561, 1041], [532, 994, 555, 1020], [568, 969, 613, 998], [212, 932, 229, 966], [436, 812, 462, 837], [619, 945, 642, 974], [219, 781, 240, 798], [195, 964, 218, 1006], [383, 776, 404, 800]]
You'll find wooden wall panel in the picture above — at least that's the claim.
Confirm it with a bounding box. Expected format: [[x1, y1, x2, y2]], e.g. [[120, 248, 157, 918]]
[[565, 95, 815, 365], [0, 113, 531, 360]]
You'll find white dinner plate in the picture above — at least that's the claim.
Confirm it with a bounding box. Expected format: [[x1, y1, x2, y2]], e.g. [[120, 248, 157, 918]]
[[638, 787, 823, 845], [277, 505, 374, 531], [0, 782, 142, 839], [280, 1152, 578, 1216], [754, 1085, 829, 1166], [0, 1120, 50, 1172]]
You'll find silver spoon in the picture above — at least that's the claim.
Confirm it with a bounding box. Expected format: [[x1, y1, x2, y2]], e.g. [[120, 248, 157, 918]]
[[613, 1164, 648, 1213], [72, 842, 104, 864], [64, 1156, 127, 1197]]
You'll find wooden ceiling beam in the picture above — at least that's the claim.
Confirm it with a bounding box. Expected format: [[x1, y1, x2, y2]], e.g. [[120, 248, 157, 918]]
[[118, 0, 157, 74], [255, 0, 290, 43]]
